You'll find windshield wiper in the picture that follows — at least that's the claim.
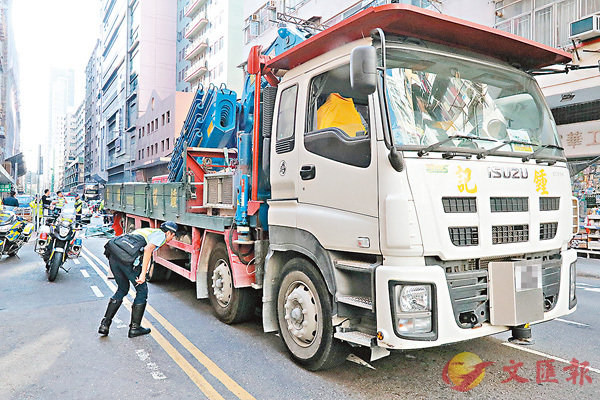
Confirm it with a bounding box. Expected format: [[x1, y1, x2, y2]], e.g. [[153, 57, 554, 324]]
[[417, 135, 495, 157], [476, 139, 535, 159], [522, 143, 564, 162]]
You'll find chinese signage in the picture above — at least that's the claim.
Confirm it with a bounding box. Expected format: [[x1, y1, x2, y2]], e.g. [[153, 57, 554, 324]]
[[558, 121, 600, 159], [0, 183, 11, 193]]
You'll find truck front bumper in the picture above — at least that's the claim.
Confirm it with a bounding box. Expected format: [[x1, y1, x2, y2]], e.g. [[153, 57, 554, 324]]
[[375, 249, 577, 350]]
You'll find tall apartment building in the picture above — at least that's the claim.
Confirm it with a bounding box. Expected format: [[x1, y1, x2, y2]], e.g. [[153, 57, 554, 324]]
[[48, 68, 74, 191], [100, 0, 176, 183], [176, 0, 191, 92], [0, 0, 22, 186], [85, 41, 104, 184], [180, 0, 244, 94], [63, 103, 85, 192]]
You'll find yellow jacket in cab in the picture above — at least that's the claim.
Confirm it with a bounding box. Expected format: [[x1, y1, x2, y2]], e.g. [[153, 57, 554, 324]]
[[316, 93, 366, 137]]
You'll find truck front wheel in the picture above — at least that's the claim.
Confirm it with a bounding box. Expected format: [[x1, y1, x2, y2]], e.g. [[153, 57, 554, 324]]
[[207, 243, 256, 324], [276, 258, 348, 371]]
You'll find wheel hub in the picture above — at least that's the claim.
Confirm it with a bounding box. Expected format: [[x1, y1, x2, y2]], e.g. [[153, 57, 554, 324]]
[[211, 260, 232, 307], [284, 284, 318, 346]]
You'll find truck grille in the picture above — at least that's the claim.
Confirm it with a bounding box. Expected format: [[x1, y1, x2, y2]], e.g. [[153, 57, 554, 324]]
[[540, 222, 558, 240], [449, 227, 479, 246], [490, 197, 528, 212], [436, 253, 562, 328], [492, 225, 529, 244], [442, 197, 477, 213], [540, 197, 560, 211]]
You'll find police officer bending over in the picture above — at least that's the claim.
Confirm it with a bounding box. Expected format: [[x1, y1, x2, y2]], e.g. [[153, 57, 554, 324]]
[[98, 221, 177, 337]]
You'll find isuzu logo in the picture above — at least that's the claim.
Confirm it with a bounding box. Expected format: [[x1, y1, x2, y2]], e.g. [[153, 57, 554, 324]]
[[487, 167, 528, 179]]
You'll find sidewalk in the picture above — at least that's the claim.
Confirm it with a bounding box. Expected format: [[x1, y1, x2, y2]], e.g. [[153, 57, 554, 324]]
[[576, 256, 600, 279]]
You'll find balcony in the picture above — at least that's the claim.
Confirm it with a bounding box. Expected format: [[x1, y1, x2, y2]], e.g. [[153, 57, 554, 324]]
[[184, 40, 208, 60], [184, 13, 208, 40], [185, 59, 208, 82], [184, 0, 206, 18]]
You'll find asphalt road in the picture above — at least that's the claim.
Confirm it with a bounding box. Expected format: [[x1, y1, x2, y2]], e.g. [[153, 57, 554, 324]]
[[1, 237, 599, 399]]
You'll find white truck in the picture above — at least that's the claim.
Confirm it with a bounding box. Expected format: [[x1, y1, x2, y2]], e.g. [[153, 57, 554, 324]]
[[106, 4, 578, 370]]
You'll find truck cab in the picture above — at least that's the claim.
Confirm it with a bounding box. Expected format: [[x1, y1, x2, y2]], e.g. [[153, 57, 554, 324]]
[[263, 4, 577, 369]]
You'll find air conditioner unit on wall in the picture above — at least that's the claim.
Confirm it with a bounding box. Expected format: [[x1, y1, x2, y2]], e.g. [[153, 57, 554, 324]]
[[250, 14, 259, 22], [569, 14, 600, 41]]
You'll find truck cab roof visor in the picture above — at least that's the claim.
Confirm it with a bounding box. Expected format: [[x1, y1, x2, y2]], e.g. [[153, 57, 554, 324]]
[[266, 4, 571, 72]]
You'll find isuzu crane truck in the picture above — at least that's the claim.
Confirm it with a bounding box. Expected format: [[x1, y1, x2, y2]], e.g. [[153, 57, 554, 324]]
[[105, 4, 579, 370]]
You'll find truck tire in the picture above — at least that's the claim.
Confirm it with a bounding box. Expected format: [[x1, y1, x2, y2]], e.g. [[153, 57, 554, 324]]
[[146, 260, 172, 282], [207, 243, 256, 324], [276, 258, 348, 371]]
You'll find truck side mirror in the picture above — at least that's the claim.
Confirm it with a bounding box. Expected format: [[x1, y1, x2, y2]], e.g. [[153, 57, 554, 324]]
[[350, 46, 377, 95]]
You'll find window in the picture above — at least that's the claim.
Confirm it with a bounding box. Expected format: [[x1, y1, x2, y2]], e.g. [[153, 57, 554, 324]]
[[138, 128, 142, 138], [155, 143, 158, 154], [162, 140, 165, 152], [147, 123, 150, 134], [304, 64, 371, 168], [275, 85, 298, 153], [162, 114, 165, 126], [166, 111, 171, 123], [155, 118, 158, 130]]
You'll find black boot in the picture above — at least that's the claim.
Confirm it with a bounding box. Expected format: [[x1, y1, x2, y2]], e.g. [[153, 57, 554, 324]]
[[98, 298, 122, 336], [128, 302, 151, 338]]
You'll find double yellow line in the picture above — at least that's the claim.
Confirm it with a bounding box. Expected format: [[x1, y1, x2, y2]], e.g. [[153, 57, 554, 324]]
[[81, 247, 255, 400]]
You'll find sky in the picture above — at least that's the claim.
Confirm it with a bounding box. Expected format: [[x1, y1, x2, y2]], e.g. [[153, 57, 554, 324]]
[[13, 0, 100, 171]]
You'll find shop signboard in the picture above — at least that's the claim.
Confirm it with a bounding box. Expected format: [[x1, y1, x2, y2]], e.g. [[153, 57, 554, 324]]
[[0, 183, 11, 193], [558, 120, 600, 159]]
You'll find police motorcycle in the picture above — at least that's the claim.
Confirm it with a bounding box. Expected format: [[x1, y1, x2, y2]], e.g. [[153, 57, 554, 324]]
[[35, 203, 82, 281], [0, 206, 34, 258]]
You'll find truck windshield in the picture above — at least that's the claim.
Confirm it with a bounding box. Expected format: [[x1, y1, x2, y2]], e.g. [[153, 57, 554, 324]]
[[383, 46, 564, 160]]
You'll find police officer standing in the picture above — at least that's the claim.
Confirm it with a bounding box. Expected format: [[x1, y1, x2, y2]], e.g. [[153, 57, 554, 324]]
[[98, 221, 178, 338]]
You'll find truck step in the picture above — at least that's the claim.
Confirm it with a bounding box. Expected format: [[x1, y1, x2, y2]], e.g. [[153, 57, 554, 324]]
[[334, 330, 377, 347], [336, 294, 373, 310], [334, 259, 378, 273]]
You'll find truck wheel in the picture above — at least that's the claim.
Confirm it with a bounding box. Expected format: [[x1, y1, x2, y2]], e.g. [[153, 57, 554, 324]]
[[207, 243, 256, 324], [276, 258, 348, 371], [146, 260, 171, 282]]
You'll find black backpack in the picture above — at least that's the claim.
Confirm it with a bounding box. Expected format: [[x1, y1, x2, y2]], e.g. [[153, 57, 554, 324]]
[[104, 234, 147, 265]]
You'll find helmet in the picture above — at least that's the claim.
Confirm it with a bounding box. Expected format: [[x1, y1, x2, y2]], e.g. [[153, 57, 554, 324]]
[[160, 221, 178, 233]]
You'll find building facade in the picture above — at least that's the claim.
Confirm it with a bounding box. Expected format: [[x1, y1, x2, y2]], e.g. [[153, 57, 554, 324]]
[[181, 0, 244, 94], [0, 0, 22, 187], [133, 90, 194, 181], [100, 0, 176, 183], [177, 0, 192, 92], [48, 68, 75, 191], [85, 41, 104, 184]]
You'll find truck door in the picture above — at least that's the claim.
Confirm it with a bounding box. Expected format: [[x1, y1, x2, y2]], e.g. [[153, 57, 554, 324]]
[[296, 63, 379, 253]]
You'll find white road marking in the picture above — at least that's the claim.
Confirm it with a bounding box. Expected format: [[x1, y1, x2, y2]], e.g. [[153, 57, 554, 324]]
[[113, 317, 127, 329], [554, 318, 590, 327], [80, 270, 90, 278], [136, 349, 150, 362], [577, 282, 594, 286], [90, 285, 104, 298], [73, 259, 80, 265], [583, 287, 600, 293], [501, 342, 600, 374]]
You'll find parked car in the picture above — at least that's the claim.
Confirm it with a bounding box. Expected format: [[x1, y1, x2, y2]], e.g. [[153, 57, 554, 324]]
[[14, 195, 34, 221]]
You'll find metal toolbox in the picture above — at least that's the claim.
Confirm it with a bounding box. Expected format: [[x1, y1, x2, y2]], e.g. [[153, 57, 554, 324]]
[[488, 259, 544, 326]]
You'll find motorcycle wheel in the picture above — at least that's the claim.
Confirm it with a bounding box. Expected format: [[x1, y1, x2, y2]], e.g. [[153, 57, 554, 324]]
[[47, 254, 61, 282]]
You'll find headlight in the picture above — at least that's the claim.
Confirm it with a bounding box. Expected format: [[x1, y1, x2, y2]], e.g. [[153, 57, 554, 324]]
[[393, 284, 433, 335], [59, 226, 70, 237], [61, 220, 70, 228], [569, 261, 577, 309], [398, 285, 431, 312]]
